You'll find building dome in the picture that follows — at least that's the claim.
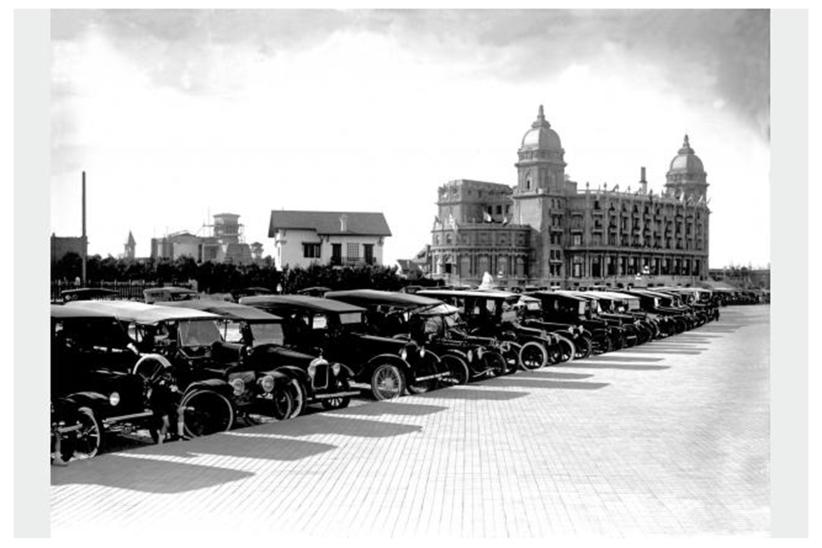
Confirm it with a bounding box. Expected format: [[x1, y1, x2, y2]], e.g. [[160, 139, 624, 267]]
[[520, 105, 562, 151], [668, 134, 705, 173]]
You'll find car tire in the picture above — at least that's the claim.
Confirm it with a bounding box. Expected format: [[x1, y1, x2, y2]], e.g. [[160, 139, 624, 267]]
[[519, 341, 548, 369], [370, 363, 405, 401], [286, 378, 306, 419], [482, 351, 508, 377], [574, 336, 593, 359], [180, 389, 235, 438], [72, 406, 101, 460], [554, 336, 576, 363], [441, 354, 470, 385]]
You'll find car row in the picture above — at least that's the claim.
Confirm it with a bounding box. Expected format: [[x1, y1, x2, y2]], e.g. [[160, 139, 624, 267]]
[[50, 286, 720, 463]]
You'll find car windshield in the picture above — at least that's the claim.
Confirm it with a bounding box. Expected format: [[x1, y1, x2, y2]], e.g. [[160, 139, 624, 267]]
[[579, 302, 587, 316], [338, 312, 363, 325], [178, 319, 222, 347], [250, 322, 285, 346]]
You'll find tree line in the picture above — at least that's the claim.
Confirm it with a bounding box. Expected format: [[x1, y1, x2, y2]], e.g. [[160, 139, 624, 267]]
[[52, 253, 438, 294]]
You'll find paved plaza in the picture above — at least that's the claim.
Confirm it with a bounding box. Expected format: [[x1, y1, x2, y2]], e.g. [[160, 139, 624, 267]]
[[50, 306, 770, 537]]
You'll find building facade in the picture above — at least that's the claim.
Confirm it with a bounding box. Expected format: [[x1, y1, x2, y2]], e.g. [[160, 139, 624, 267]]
[[269, 210, 391, 270], [150, 213, 253, 264], [429, 105, 711, 288]]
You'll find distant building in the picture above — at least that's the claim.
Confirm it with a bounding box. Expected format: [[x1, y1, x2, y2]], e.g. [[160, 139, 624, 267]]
[[123, 230, 136, 260], [269, 210, 391, 269], [429, 105, 711, 288], [709, 267, 770, 290], [51, 233, 86, 265], [150, 213, 253, 264]]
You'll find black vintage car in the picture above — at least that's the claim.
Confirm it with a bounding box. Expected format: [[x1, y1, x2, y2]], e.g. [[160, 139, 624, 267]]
[[417, 289, 572, 367], [584, 290, 663, 340], [522, 291, 626, 353], [324, 289, 511, 384], [51, 305, 166, 459], [514, 295, 593, 359], [616, 289, 694, 334], [562, 291, 650, 347], [143, 286, 199, 304], [164, 300, 360, 416], [67, 300, 292, 437], [239, 295, 450, 399]]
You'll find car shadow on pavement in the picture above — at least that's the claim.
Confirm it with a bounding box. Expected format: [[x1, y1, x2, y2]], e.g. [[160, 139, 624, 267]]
[[621, 349, 704, 355], [417, 388, 529, 401], [524, 370, 596, 380], [483, 378, 610, 390], [259, 414, 423, 439], [582, 355, 665, 363], [123, 431, 339, 461], [51, 454, 255, 494], [557, 363, 671, 371], [324, 401, 449, 417]]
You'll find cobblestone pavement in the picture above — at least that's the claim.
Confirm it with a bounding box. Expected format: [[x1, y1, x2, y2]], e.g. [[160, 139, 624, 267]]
[[50, 306, 770, 537]]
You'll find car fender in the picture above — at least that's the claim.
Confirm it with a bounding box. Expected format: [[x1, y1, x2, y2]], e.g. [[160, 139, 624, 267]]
[[132, 353, 172, 376], [184, 378, 234, 399], [269, 365, 311, 388], [62, 391, 110, 414]]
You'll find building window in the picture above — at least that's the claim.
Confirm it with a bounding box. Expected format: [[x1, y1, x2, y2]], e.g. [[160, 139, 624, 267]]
[[496, 205, 502, 215], [363, 244, 374, 265], [460, 256, 471, 277], [331, 243, 342, 265], [346, 243, 360, 262], [302, 243, 321, 259], [526, 179, 531, 190], [573, 234, 582, 246]]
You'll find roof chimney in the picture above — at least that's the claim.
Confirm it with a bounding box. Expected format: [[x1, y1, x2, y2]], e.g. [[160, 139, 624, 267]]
[[339, 214, 348, 232]]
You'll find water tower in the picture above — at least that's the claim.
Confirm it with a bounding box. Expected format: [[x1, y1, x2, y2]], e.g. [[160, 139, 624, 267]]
[[212, 213, 242, 244]]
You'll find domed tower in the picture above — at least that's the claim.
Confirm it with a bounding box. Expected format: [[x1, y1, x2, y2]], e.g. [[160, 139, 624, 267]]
[[512, 105, 568, 283], [664, 134, 708, 200], [514, 105, 567, 194]]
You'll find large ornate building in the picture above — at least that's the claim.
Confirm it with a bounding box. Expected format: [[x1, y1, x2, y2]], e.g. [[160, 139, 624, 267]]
[[429, 105, 710, 288]]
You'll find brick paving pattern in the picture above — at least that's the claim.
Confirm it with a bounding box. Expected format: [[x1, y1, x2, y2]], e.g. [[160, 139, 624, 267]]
[[50, 305, 770, 537]]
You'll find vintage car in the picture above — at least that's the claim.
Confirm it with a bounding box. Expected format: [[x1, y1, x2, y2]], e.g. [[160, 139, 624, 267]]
[[239, 295, 450, 399], [522, 291, 627, 353], [562, 290, 656, 346], [614, 289, 693, 334], [417, 289, 573, 367], [514, 295, 594, 359], [296, 286, 332, 297], [51, 305, 166, 459], [143, 286, 199, 304], [584, 290, 662, 340], [58, 287, 119, 303], [324, 289, 512, 383], [66, 300, 292, 437], [163, 300, 360, 415]]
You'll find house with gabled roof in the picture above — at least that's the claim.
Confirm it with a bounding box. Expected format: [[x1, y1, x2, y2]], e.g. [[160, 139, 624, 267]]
[[268, 210, 392, 269]]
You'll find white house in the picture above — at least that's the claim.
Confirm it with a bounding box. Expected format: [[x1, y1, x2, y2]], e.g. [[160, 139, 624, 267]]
[[269, 210, 392, 269]]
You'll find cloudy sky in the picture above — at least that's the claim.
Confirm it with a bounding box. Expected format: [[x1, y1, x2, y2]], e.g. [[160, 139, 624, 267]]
[[50, 9, 770, 268]]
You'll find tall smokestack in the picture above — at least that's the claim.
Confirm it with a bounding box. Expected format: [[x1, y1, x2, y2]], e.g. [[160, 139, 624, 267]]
[[639, 166, 648, 193], [81, 171, 87, 285]]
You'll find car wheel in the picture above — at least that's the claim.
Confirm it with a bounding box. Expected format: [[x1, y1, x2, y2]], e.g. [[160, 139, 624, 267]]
[[321, 378, 352, 410], [554, 336, 576, 363], [519, 341, 548, 369], [574, 336, 593, 359], [441, 354, 470, 385], [370, 363, 405, 400], [500, 341, 522, 373], [286, 378, 306, 419], [71, 406, 101, 460], [180, 390, 235, 438], [482, 351, 508, 377]]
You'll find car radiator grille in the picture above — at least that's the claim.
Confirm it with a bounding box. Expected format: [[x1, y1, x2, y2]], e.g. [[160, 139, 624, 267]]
[[312, 363, 329, 390]]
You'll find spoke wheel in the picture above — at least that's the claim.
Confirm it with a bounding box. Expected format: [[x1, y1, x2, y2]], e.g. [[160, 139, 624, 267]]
[[180, 390, 235, 438], [554, 336, 576, 363], [442, 354, 470, 385], [519, 341, 548, 369], [500, 342, 522, 373], [482, 351, 507, 377], [371, 364, 405, 401], [574, 336, 593, 359], [322, 378, 352, 410], [71, 406, 101, 461]]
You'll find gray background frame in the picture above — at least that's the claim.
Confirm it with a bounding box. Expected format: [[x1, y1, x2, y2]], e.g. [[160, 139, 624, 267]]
[[13, 8, 808, 538]]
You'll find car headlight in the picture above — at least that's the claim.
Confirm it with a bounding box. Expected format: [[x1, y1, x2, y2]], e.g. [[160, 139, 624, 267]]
[[466, 349, 473, 362], [399, 348, 408, 361], [476, 347, 484, 358], [419, 347, 425, 357], [260, 375, 275, 393], [331, 363, 342, 375], [109, 392, 120, 407], [230, 378, 245, 396]]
